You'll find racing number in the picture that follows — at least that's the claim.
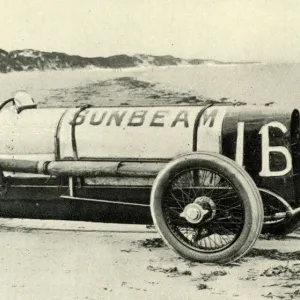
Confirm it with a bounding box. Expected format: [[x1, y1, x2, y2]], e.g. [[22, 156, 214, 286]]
[[236, 121, 292, 177]]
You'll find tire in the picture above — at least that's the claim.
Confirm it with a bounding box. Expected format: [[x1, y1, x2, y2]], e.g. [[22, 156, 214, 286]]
[[150, 152, 263, 264]]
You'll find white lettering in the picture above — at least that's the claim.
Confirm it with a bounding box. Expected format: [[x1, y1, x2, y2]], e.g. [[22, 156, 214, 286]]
[[235, 122, 245, 167], [259, 121, 292, 177]]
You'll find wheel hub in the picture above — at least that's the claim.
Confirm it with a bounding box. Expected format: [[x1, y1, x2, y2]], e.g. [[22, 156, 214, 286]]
[[180, 196, 216, 224]]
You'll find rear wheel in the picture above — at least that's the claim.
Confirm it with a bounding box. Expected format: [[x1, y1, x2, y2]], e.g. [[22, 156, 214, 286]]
[[150, 152, 263, 264], [260, 188, 293, 235]]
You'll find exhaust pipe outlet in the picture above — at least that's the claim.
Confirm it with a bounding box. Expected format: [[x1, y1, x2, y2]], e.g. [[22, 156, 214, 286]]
[[0, 158, 42, 174]]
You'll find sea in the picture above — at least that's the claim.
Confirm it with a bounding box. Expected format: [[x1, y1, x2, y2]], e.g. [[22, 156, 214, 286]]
[[0, 63, 300, 108]]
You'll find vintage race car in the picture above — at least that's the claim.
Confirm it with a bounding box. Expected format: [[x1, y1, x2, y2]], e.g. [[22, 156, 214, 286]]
[[0, 91, 299, 264]]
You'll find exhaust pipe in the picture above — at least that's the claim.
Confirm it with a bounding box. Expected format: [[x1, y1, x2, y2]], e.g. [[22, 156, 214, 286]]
[[0, 158, 165, 177]]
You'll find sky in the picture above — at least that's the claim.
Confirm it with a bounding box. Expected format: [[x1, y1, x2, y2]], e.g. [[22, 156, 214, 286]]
[[0, 0, 300, 62]]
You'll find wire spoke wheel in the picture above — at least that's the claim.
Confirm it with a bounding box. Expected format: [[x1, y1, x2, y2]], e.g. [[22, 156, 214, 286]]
[[163, 168, 244, 252], [151, 152, 263, 264]]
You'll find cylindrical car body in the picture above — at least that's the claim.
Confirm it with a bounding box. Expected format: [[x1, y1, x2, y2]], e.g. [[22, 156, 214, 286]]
[[0, 103, 299, 223]]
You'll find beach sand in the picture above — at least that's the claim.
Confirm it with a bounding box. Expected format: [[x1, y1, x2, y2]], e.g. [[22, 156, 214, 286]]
[[1, 218, 300, 300]]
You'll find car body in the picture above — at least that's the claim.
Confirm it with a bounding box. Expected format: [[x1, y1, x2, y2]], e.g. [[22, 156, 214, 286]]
[[0, 91, 299, 263]]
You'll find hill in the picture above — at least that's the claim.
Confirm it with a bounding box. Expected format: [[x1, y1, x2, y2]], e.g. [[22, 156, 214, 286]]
[[0, 48, 256, 73]]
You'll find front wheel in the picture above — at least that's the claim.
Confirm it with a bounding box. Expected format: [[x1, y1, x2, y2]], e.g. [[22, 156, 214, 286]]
[[150, 152, 263, 264]]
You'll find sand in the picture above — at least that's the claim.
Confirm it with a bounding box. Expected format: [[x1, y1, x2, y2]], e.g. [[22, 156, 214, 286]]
[[1, 218, 300, 300]]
